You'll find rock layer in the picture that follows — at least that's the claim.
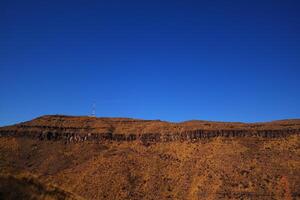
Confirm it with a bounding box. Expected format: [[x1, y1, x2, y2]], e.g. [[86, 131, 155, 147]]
[[0, 115, 299, 144]]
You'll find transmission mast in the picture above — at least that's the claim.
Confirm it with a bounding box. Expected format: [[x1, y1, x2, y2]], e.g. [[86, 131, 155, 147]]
[[91, 102, 96, 117]]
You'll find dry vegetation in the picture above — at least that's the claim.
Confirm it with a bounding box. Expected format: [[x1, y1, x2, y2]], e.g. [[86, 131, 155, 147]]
[[0, 172, 83, 200], [0, 115, 299, 200]]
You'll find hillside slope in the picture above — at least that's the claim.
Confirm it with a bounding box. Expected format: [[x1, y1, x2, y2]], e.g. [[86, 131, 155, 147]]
[[0, 115, 299, 200], [0, 173, 83, 200]]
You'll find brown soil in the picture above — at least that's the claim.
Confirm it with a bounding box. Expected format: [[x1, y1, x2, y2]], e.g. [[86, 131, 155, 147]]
[[0, 115, 299, 200]]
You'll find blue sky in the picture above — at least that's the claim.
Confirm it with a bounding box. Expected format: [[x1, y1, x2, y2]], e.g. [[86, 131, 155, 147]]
[[1, 0, 300, 126]]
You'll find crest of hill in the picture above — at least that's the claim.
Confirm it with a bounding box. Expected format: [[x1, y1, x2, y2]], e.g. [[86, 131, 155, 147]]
[[1, 115, 300, 135]]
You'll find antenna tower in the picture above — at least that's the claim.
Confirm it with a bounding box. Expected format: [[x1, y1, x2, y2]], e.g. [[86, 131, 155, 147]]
[[91, 102, 96, 117]]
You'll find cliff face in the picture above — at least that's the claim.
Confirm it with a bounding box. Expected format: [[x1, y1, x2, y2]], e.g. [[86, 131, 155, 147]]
[[0, 115, 299, 144], [0, 115, 299, 200]]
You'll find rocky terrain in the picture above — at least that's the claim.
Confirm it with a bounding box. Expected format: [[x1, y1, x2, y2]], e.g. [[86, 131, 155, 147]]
[[0, 115, 299, 200]]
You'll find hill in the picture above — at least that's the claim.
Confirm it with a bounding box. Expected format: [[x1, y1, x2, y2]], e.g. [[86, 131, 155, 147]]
[[0, 115, 299, 199]]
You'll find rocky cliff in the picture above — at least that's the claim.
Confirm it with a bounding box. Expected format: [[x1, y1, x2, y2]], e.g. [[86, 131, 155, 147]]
[[0, 115, 299, 144]]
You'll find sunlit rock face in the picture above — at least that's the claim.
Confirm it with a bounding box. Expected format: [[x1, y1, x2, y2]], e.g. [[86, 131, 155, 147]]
[[0, 115, 299, 143]]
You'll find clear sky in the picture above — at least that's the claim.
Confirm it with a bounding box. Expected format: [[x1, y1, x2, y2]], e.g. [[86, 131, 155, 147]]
[[1, 0, 300, 126]]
